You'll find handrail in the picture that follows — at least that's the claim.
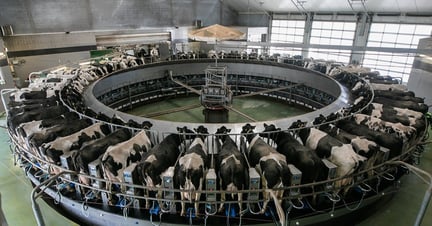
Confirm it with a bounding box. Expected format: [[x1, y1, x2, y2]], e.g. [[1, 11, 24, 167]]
[[9, 128, 418, 205], [31, 171, 77, 226], [389, 161, 432, 226], [0, 192, 8, 226]]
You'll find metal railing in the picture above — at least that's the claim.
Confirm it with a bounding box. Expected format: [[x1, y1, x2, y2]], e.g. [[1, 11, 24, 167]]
[[0, 192, 8, 226]]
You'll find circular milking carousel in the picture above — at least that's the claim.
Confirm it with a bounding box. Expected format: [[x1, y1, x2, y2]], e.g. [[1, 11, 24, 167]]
[[1, 55, 430, 226]]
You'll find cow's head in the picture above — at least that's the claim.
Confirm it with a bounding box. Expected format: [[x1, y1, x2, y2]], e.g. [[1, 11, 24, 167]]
[[241, 123, 256, 142], [260, 123, 280, 141], [289, 120, 307, 129], [215, 126, 231, 143], [194, 125, 209, 141], [312, 114, 327, 125], [177, 126, 196, 140], [142, 121, 153, 130]]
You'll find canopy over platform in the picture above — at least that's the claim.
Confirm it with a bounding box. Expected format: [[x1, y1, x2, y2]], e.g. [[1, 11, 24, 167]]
[[188, 24, 245, 42]]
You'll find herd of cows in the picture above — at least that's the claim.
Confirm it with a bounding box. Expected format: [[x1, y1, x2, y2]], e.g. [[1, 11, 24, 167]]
[[3, 53, 430, 223]]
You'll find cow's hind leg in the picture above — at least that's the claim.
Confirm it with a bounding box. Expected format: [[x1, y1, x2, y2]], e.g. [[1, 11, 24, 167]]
[[237, 192, 243, 213], [260, 191, 270, 214], [218, 192, 226, 212], [180, 192, 186, 216]]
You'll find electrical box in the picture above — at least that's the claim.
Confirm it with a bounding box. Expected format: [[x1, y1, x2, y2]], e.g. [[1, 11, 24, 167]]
[[206, 169, 217, 202], [123, 163, 139, 195], [378, 147, 390, 165], [248, 168, 261, 201], [60, 151, 76, 180], [322, 159, 337, 191], [88, 158, 103, 189], [287, 164, 302, 196], [60, 152, 75, 170], [162, 167, 175, 200]]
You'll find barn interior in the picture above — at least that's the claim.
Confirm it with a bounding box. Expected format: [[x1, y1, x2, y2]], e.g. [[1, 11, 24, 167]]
[[1, 0, 432, 226]]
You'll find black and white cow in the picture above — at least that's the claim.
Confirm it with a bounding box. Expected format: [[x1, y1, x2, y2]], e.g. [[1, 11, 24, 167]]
[[16, 111, 79, 139], [28, 118, 93, 148], [10, 89, 47, 102], [361, 104, 426, 132], [8, 105, 69, 131], [241, 124, 289, 215], [374, 89, 415, 98], [289, 120, 366, 192], [371, 103, 424, 120], [102, 122, 153, 189], [41, 122, 111, 171], [313, 115, 382, 176], [215, 126, 247, 213], [7, 95, 60, 108], [73, 128, 132, 186], [175, 126, 209, 216], [370, 83, 407, 92], [373, 90, 424, 103], [373, 96, 428, 114], [351, 113, 416, 142], [260, 124, 324, 194], [136, 127, 194, 208], [335, 118, 403, 158]]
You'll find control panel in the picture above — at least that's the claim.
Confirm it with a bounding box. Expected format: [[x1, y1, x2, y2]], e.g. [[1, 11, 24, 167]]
[[322, 159, 337, 191], [205, 169, 217, 202], [88, 158, 103, 189], [287, 164, 302, 196], [248, 168, 261, 201], [162, 166, 175, 200]]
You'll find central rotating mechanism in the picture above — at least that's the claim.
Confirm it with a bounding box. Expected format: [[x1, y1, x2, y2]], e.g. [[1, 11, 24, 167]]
[[200, 66, 233, 123]]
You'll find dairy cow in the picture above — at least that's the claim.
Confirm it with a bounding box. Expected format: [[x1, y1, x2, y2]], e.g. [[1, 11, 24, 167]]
[[313, 116, 382, 176], [73, 128, 132, 186], [241, 124, 289, 216], [215, 126, 247, 213], [373, 97, 428, 114], [289, 120, 366, 192], [8, 105, 69, 131], [102, 122, 153, 188], [136, 127, 194, 208], [175, 126, 209, 216], [335, 118, 403, 158], [28, 118, 93, 148], [352, 113, 416, 141], [41, 122, 111, 167], [261, 124, 324, 195]]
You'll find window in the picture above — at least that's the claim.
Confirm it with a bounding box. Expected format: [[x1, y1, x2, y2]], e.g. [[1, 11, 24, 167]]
[[310, 21, 356, 47], [270, 19, 306, 56], [308, 48, 352, 63], [308, 21, 356, 63], [247, 27, 268, 55], [363, 23, 432, 83]]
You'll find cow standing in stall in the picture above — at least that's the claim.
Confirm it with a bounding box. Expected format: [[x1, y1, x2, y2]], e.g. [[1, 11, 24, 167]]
[[40, 122, 111, 174], [102, 122, 153, 191], [175, 126, 209, 217], [215, 126, 247, 213], [289, 120, 367, 193], [313, 115, 382, 177], [73, 128, 132, 186], [260, 124, 324, 199], [136, 127, 195, 209], [352, 113, 416, 142], [241, 123, 289, 224]]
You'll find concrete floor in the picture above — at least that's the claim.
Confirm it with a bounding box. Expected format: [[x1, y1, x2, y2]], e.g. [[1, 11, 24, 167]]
[[0, 117, 431, 225]]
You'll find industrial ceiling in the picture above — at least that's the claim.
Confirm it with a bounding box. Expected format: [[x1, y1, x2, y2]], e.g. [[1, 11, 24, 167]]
[[224, 0, 432, 14]]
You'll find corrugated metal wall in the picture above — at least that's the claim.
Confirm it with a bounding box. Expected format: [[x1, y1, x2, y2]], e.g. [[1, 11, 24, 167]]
[[0, 0, 238, 34]]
